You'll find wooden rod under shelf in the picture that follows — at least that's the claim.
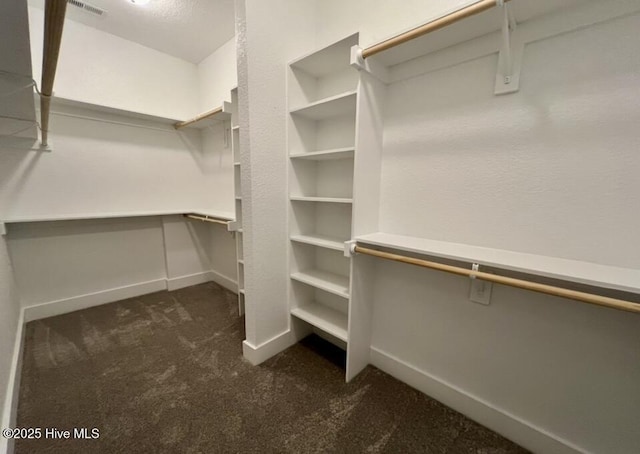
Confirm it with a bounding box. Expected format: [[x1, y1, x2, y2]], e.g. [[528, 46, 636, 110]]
[[183, 214, 230, 226], [40, 0, 68, 146], [362, 0, 510, 59], [354, 245, 640, 314], [174, 106, 223, 130]]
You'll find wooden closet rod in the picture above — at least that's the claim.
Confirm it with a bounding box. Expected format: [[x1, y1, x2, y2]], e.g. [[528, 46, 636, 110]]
[[174, 106, 223, 130], [354, 245, 640, 314], [183, 214, 230, 226], [362, 0, 511, 59], [40, 0, 68, 147]]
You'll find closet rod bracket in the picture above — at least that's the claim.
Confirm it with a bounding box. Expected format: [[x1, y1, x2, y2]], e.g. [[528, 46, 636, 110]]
[[345, 240, 357, 258], [350, 45, 390, 84], [494, 2, 523, 95]]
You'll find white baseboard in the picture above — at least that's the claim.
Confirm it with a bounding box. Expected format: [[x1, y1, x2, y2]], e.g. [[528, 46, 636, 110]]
[[370, 347, 585, 454], [208, 269, 238, 294], [22, 270, 238, 323], [23, 279, 167, 322], [1, 309, 26, 454], [167, 271, 213, 291], [242, 330, 298, 366]]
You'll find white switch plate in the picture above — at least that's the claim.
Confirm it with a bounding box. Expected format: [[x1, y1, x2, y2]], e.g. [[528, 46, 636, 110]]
[[470, 278, 492, 305]]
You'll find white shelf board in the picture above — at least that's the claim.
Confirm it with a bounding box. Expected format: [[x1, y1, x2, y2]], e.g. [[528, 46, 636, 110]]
[[291, 269, 350, 299], [1, 208, 235, 224], [50, 96, 179, 126], [234, 162, 241, 166], [290, 196, 353, 204], [291, 233, 345, 251], [289, 33, 359, 78], [291, 304, 348, 342], [238, 259, 244, 265], [232, 125, 240, 131], [290, 147, 355, 161], [175, 102, 232, 130], [289, 91, 357, 121], [239, 289, 245, 295], [356, 232, 640, 294]]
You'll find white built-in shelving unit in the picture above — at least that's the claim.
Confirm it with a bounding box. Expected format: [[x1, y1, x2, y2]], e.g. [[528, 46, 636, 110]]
[[230, 87, 246, 315], [286, 2, 640, 385], [287, 34, 360, 368]]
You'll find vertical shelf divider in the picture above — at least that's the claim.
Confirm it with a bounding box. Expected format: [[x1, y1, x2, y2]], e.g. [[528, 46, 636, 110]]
[[345, 69, 386, 381]]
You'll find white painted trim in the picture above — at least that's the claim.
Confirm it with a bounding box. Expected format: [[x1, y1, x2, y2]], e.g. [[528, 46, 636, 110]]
[[21, 270, 238, 323], [23, 279, 167, 322], [242, 330, 298, 366], [370, 347, 586, 454], [0, 309, 25, 454], [166, 271, 214, 291], [208, 269, 238, 294]]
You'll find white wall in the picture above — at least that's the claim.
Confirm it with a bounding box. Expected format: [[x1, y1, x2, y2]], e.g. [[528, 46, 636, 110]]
[[163, 215, 237, 292], [315, 0, 474, 49], [7, 218, 166, 308], [198, 38, 238, 112], [28, 6, 199, 120], [371, 13, 640, 453], [381, 16, 640, 268], [0, 235, 20, 451], [239, 0, 317, 348]]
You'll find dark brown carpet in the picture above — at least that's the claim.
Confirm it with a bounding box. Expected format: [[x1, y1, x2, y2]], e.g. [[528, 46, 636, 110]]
[[16, 282, 528, 453]]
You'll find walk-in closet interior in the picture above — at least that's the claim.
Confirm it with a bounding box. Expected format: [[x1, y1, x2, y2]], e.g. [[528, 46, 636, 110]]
[[1, 0, 639, 453]]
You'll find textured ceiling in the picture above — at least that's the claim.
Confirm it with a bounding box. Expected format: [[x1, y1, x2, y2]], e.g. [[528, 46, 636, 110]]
[[28, 0, 236, 64]]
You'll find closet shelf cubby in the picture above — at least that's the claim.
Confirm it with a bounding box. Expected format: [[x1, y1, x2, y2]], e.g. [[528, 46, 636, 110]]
[[290, 269, 350, 299], [290, 233, 344, 251], [291, 304, 348, 342], [289, 91, 357, 121]]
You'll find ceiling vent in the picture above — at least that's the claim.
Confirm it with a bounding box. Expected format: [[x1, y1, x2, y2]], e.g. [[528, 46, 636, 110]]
[[67, 0, 106, 17]]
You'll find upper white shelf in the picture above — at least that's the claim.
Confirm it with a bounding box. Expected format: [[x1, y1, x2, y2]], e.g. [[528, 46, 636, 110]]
[[289, 91, 357, 121], [49, 95, 180, 127], [1, 208, 235, 224], [356, 232, 640, 294], [174, 101, 232, 129], [290, 33, 359, 78], [290, 147, 355, 161]]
